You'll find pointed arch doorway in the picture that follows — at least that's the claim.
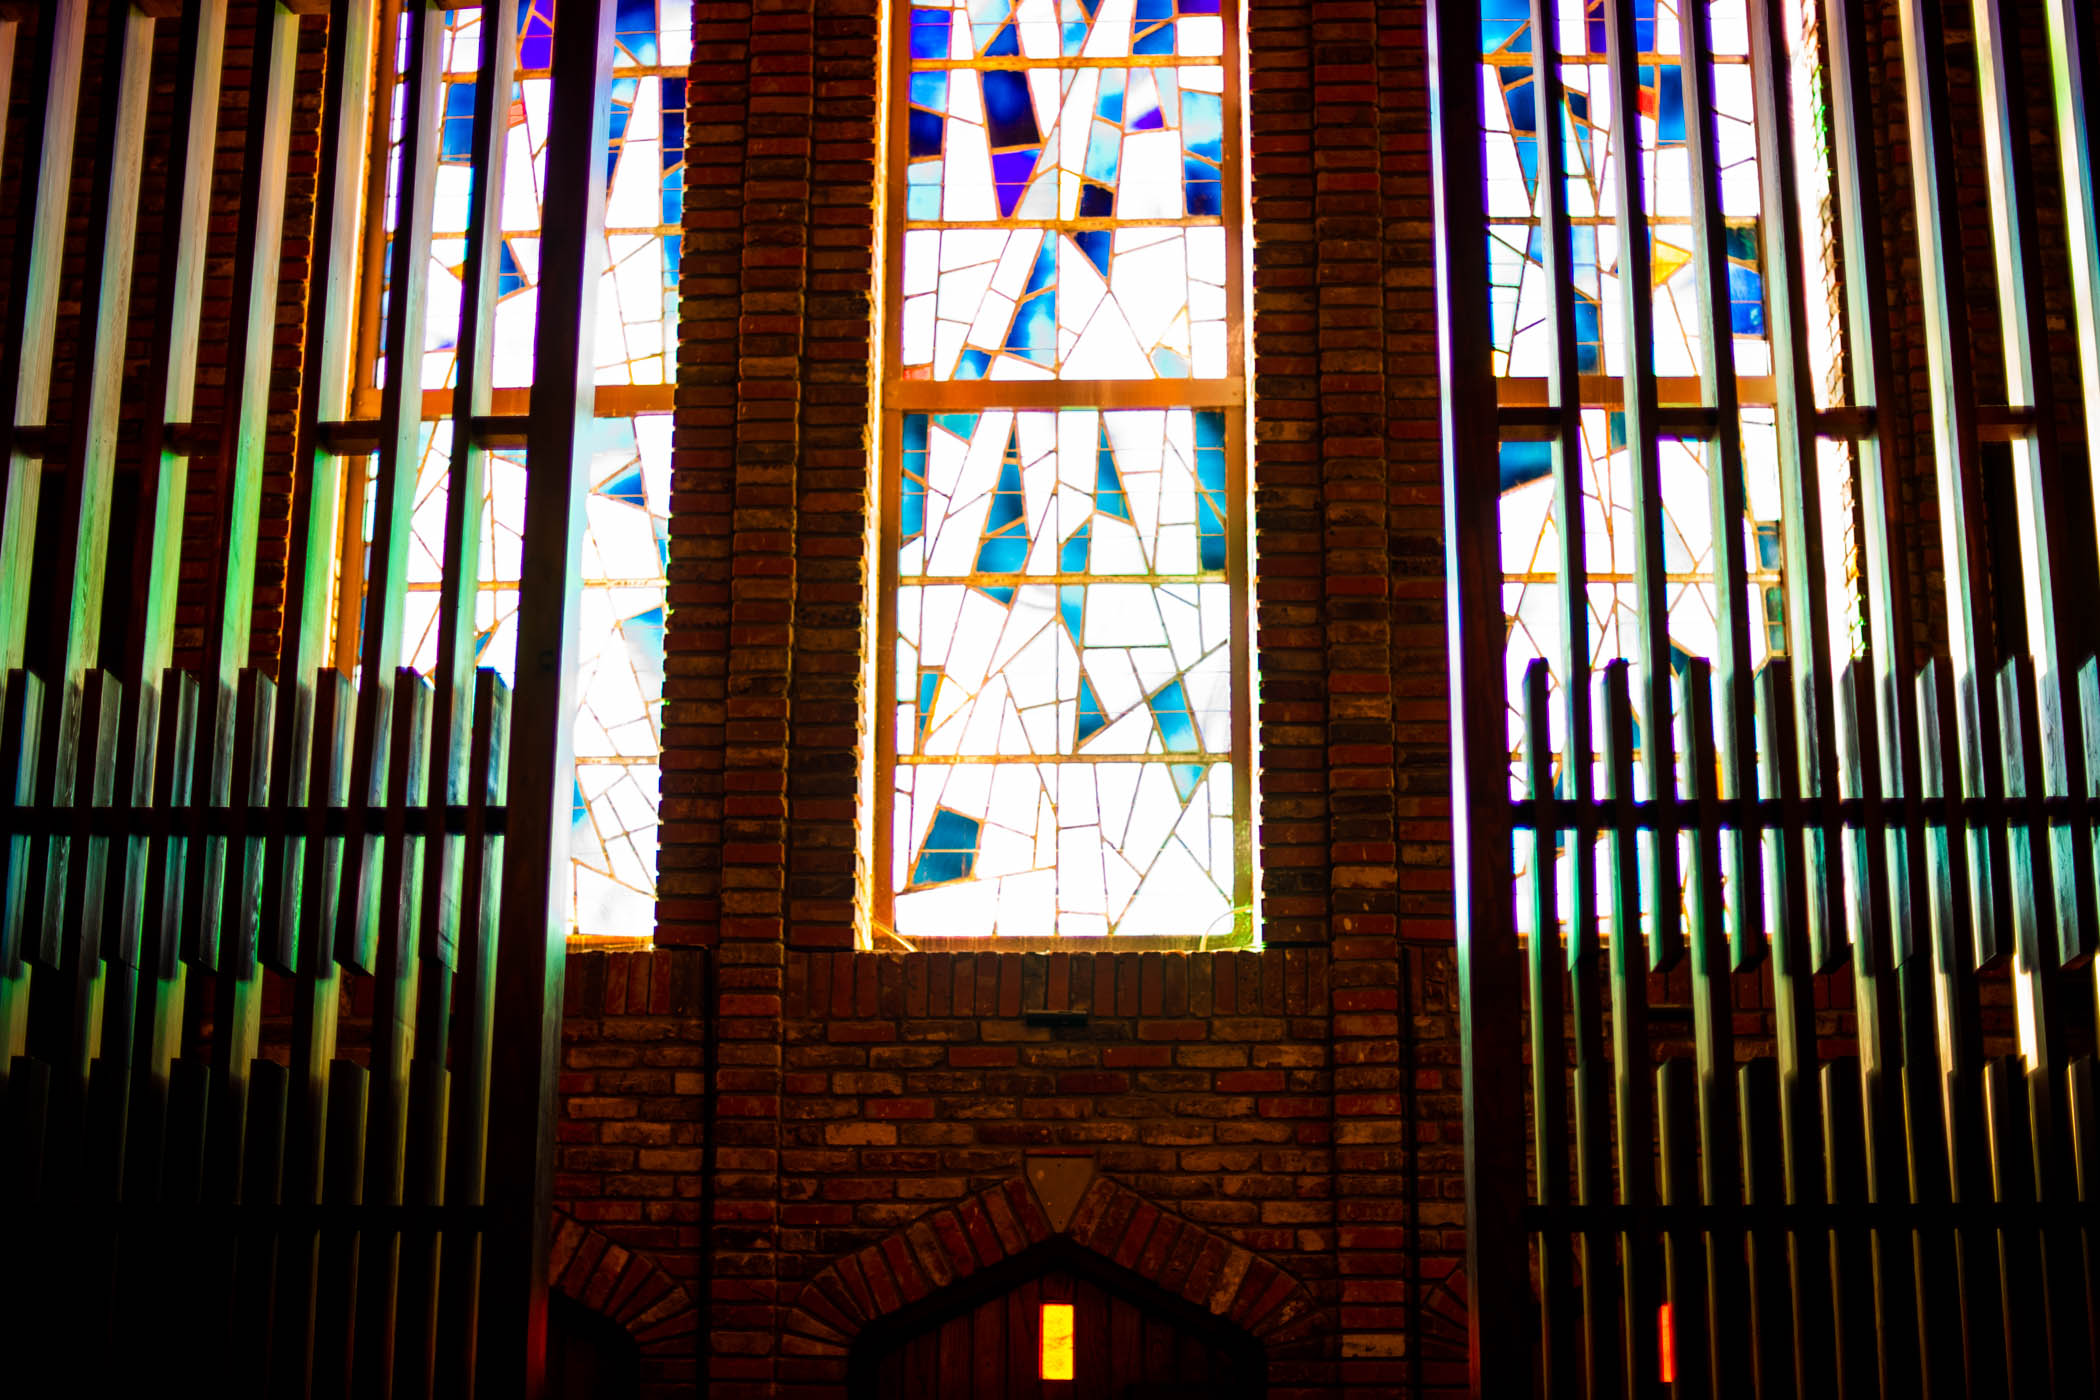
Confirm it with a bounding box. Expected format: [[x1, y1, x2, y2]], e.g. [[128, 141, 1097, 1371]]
[[848, 1236, 1267, 1400]]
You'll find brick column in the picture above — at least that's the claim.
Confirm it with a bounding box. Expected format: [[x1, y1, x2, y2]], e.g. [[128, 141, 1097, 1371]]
[[1247, 0, 1328, 947], [661, 2, 753, 948], [789, 0, 881, 954]]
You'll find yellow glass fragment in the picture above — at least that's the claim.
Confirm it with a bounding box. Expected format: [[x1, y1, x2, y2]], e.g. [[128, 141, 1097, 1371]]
[[1041, 1301, 1075, 1381]]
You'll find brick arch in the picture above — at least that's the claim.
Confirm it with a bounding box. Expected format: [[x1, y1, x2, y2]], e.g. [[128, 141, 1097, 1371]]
[[546, 1208, 699, 1352], [783, 1175, 1318, 1358]]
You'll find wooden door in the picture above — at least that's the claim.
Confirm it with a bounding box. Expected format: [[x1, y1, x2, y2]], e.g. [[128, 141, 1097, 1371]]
[[863, 1268, 1262, 1400]]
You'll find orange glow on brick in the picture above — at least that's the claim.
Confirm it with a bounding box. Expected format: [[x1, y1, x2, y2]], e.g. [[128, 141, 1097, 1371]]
[[1041, 1302, 1075, 1381], [1658, 1302, 1676, 1384]]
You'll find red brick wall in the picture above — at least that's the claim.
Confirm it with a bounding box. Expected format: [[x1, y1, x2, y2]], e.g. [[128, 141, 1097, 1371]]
[[551, 943, 1474, 1397], [629, 0, 1478, 1391]]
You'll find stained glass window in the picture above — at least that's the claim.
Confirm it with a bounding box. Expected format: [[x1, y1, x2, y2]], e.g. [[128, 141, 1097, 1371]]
[[879, 0, 1252, 944], [352, 0, 687, 935]]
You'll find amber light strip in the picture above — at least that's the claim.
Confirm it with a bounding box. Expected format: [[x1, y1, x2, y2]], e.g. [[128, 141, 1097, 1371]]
[[1041, 1301, 1076, 1380]]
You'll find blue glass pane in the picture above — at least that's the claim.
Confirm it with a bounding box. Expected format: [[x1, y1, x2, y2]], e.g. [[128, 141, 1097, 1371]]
[[910, 809, 982, 887]]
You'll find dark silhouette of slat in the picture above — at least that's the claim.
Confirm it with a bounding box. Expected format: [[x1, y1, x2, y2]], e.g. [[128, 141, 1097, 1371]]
[[314, 1058, 370, 1400], [1678, 657, 1742, 1395], [1985, 1058, 2050, 1392], [1599, 660, 1660, 1391], [269, 0, 379, 987], [1918, 659, 2005, 1396], [0, 0, 88, 1085], [2045, 0, 2100, 469], [1425, 0, 1530, 1390], [1659, 1058, 1711, 1394], [1753, 663, 1834, 1387], [1834, 662, 1921, 1395], [1736, 1058, 1792, 1394], [435, 670, 510, 1396], [357, 668, 433, 1390], [1818, 1062, 1874, 1396], [1523, 663, 1577, 1396], [1597, 0, 1680, 980], [1972, 0, 2098, 969], [481, 0, 617, 1390]]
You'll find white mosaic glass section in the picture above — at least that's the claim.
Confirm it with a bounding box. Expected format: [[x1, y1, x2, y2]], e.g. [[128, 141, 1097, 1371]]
[[892, 408, 1236, 939], [397, 416, 671, 936]]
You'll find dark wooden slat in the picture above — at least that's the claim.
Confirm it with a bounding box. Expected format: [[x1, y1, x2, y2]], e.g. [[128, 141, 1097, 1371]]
[[31, 669, 122, 1194], [1736, 1059, 1793, 1395], [355, 669, 432, 1391], [1918, 659, 2005, 1395], [0, 0, 88, 1095], [1599, 0, 1680, 976], [1984, 1058, 2049, 1393], [1753, 662, 1835, 1387], [338, 0, 440, 995], [206, 669, 276, 1204], [351, 0, 444, 739], [1741, 0, 1843, 983], [1519, 0, 1600, 1018], [1658, 1058, 1711, 1396], [2022, 1059, 2093, 1394], [1426, 0, 1529, 1389], [1572, 816, 1618, 1393], [336, 662, 391, 975], [417, 17, 521, 1267], [116, 4, 225, 1147], [435, 670, 509, 1397], [1816, 1061, 1875, 1397], [0, 668, 45, 1083], [1818, 0, 1926, 992], [2066, 1057, 2100, 1385], [122, 669, 198, 1207], [0, 0, 89, 635], [315, 420, 382, 456], [976, 1267, 1005, 1395], [1971, 0, 2097, 968], [1599, 660, 1660, 1391], [1994, 658, 2068, 1068], [2041, 0, 2100, 559], [1889, 834, 1965, 1400], [233, 1057, 289, 1393], [1683, 0, 1763, 994], [1895, 0, 2012, 974], [1522, 662, 1577, 1397], [391, 1057, 448, 1397], [313, 1058, 369, 1400], [1677, 658, 1742, 1392], [480, 0, 615, 1389], [1834, 662, 1921, 1392], [274, 667, 352, 1398], [112, 0, 221, 746], [181, 12, 302, 1211], [262, 33, 376, 968], [468, 414, 531, 449], [29, 17, 157, 1114]]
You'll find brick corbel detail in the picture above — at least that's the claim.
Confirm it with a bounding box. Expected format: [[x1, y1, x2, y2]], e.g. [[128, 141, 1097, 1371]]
[[547, 1207, 702, 1351], [780, 1175, 1320, 1356]]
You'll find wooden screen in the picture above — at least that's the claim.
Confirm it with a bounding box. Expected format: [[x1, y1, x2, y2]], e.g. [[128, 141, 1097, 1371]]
[[856, 1266, 1264, 1400], [0, 0, 618, 1392], [1431, 0, 2100, 1393], [873, 0, 1254, 948]]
